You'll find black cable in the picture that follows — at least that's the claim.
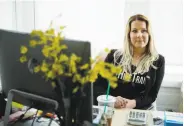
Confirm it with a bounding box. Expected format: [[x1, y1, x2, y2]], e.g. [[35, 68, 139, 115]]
[[31, 109, 38, 126], [48, 112, 56, 126], [55, 111, 64, 126]]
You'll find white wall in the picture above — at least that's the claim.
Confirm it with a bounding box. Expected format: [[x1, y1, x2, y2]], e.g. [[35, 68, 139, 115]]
[[16, 1, 35, 32], [149, 0, 183, 66], [0, 1, 16, 30], [124, 0, 150, 26], [34, 0, 125, 58], [0, 0, 35, 32]]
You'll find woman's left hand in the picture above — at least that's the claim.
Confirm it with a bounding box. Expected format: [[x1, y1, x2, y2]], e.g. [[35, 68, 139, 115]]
[[124, 99, 136, 109]]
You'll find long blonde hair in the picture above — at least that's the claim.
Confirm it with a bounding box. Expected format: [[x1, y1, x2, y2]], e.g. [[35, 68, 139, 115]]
[[114, 14, 159, 74]]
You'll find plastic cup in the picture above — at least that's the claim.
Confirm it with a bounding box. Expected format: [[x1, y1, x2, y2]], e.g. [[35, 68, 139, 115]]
[[97, 95, 116, 109], [97, 95, 116, 126]]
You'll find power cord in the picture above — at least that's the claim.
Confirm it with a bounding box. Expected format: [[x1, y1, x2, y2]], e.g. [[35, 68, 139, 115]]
[[31, 109, 38, 126]]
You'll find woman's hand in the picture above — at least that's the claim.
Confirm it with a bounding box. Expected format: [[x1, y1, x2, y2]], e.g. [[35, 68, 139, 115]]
[[124, 99, 136, 109], [114, 97, 136, 109], [114, 96, 127, 108]]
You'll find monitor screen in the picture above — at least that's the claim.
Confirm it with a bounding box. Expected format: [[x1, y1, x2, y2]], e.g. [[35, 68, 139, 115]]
[[0, 29, 92, 125]]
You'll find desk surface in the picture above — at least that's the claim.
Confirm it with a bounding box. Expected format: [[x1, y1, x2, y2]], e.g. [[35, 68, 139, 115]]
[[111, 108, 154, 126]]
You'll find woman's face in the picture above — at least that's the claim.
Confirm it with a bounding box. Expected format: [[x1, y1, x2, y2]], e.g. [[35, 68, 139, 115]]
[[129, 20, 149, 49]]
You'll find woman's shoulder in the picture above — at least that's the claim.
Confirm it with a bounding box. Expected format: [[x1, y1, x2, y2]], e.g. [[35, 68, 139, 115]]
[[154, 54, 165, 68], [158, 54, 165, 61], [104, 49, 118, 62], [108, 49, 118, 56]]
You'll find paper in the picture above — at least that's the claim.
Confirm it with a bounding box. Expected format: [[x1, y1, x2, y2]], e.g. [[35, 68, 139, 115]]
[[165, 112, 183, 123], [151, 111, 183, 126]]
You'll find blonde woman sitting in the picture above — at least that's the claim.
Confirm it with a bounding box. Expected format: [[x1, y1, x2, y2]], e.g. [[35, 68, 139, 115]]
[[93, 14, 165, 110]]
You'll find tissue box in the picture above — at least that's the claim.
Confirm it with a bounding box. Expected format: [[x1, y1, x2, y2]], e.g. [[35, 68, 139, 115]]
[[165, 112, 183, 126]]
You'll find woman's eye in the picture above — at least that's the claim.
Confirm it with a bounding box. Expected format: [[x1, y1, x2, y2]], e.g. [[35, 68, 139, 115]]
[[132, 30, 137, 33], [142, 30, 147, 33]]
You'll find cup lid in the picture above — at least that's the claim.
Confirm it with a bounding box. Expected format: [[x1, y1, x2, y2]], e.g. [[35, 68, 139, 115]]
[[97, 95, 116, 103]]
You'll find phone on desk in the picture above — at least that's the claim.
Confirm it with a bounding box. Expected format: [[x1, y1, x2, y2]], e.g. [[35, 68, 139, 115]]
[[127, 110, 148, 126]]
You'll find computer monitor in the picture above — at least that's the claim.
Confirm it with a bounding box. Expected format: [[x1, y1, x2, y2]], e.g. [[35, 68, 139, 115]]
[[0, 29, 92, 125]]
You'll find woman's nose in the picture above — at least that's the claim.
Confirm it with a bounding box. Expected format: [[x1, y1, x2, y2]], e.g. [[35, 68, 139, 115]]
[[136, 31, 142, 38]]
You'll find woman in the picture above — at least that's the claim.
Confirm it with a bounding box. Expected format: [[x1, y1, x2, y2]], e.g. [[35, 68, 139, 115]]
[[93, 14, 165, 110]]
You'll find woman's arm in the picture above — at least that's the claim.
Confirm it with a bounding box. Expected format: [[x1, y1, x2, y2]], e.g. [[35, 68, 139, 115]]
[[134, 55, 165, 109]]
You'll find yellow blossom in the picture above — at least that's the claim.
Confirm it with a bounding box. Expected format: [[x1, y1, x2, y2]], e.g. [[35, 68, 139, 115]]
[[60, 26, 66, 30], [64, 73, 72, 77], [52, 63, 61, 71], [50, 51, 57, 58], [34, 66, 40, 73], [89, 71, 98, 83], [75, 74, 81, 80], [109, 82, 118, 89], [109, 77, 117, 82], [124, 73, 132, 82], [37, 41, 44, 45], [20, 46, 28, 54], [71, 54, 81, 63], [29, 40, 37, 47], [47, 71, 55, 79], [59, 54, 69, 62], [45, 28, 55, 35], [60, 45, 68, 50], [57, 68, 64, 75], [40, 36, 47, 44], [110, 66, 122, 74], [53, 36, 60, 45], [41, 62, 49, 72], [90, 58, 95, 64], [80, 78, 86, 85], [72, 86, 79, 93], [30, 30, 44, 37], [69, 60, 77, 74], [42, 47, 50, 57], [51, 82, 56, 88], [20, 55, 27, 63], [80, 63, 89, 70], [104, 48, 110, 53]]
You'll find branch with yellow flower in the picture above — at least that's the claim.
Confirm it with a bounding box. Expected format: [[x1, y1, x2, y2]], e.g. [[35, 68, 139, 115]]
[[19, 24, 129, 93]]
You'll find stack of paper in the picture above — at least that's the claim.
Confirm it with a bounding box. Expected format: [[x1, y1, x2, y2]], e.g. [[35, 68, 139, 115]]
[[151, 111, 183, 126], [165, 112, 183, 126]]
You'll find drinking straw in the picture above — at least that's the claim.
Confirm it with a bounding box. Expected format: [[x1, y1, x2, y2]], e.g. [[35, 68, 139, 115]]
[[104, 81, 110, 113]]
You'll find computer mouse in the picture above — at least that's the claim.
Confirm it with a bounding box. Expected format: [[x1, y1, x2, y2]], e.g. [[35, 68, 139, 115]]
[[153, 117, 164, 125]]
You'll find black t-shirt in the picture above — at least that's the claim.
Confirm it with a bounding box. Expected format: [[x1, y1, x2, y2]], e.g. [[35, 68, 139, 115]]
[[93, 49, 165, 109], [111, 65, 146, 99]]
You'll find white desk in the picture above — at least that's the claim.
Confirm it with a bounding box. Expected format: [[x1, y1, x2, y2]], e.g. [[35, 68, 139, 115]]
[[111, 108, 183, 126], [111, 108, 153, 126]]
